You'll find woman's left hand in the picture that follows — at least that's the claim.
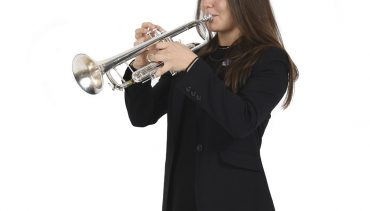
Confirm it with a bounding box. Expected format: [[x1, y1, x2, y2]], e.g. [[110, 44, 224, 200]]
[[148, 42, 198, 77]]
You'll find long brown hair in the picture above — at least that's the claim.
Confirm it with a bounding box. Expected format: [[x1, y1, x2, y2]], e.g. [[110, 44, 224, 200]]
[[196, 0, 299, 109]]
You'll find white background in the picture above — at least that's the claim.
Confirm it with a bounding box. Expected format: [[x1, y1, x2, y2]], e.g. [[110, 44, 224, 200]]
[[1, 0, 369, 210]]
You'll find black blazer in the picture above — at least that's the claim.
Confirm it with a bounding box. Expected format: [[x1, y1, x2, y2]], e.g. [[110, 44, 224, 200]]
[[123, 47, 289, 211]]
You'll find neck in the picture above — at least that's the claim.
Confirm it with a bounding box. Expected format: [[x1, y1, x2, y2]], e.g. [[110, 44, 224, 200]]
[[217, 28, 241, 46]]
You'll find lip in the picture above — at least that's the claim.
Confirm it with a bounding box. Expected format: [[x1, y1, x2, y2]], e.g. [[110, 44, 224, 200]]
[[207, 14, 218, 19], [204, 11, 218, 16]]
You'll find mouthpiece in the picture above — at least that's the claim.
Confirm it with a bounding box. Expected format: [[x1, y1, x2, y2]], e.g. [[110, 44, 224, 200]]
[[202, 14, 213, 22]]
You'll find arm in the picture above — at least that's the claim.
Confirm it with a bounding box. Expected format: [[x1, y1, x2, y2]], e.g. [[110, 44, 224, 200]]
[[123, 67, 172, 127], [176, 47, 289, 139]]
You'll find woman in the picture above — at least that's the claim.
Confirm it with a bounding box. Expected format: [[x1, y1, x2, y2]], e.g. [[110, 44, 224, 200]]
[[123, 0, 298, 210]]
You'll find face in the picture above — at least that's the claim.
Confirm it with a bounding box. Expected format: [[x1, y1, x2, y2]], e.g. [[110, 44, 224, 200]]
[[201, 0, 238, 33]]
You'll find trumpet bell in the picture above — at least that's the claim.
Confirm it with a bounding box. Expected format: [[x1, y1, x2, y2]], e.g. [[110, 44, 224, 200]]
[[72, 54, 103, 94]]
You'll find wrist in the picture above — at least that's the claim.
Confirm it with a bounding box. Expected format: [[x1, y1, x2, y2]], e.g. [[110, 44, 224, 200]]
[[185, 56, 199, 72]]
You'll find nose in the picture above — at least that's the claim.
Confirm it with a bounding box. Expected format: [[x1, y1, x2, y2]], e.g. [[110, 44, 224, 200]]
[[202, 0, 214, 9]]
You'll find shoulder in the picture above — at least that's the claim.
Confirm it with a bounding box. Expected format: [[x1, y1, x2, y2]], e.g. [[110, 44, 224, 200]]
[[255, 46, 289, 66], [249, 46, 290, 79]]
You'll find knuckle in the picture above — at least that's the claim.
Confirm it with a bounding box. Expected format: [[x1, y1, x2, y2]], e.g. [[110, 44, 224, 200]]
[[142, 22, 155, 28]]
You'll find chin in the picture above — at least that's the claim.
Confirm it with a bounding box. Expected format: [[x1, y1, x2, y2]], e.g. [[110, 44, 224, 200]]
[[206, 23, 221, 32]]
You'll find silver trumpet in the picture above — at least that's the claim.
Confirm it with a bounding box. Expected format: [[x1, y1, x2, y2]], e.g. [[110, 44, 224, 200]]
[[72, 15, 213, 95]]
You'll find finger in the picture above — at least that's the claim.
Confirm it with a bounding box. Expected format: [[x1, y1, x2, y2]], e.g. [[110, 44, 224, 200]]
[[141, 22, 157, 30], [135, 28, 148, 39], [134, 37, 145, 46], [155, 42, 170, 50], [154, 25, 166, 32], [141, 23, 165, 32], [135, 28, 148, 35], [146, 49, 158, 55], [148, 52, 165, 63], [172, 41, 186, 47], [150, 51, 168, 62], [155, 63, 171, 77], [146, 44, 157, 51]]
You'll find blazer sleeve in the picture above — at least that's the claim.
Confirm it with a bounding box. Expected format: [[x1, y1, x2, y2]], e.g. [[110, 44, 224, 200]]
[[176, 47, 289, 139], [123, 67, 172, 127]]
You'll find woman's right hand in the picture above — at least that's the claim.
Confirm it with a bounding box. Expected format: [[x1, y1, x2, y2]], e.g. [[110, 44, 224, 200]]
[[132, 22, 165, 69]]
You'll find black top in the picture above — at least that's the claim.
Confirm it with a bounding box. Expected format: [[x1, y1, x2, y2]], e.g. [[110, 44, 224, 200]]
[[167, 47, 231, 211], [123, 46, 289, 211]]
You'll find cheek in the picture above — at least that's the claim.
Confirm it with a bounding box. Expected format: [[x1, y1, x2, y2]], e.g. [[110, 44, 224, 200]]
[[222, 12, 236, 27], [218, 15, 231, 27]]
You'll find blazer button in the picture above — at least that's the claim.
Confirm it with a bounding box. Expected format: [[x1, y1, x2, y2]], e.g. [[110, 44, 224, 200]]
[[196, 95, 201, 101], [196, 144, 203, 152]]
